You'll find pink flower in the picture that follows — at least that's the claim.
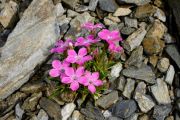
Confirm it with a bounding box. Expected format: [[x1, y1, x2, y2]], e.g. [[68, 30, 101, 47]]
[[49, 60, 70, 78], [98, 29, 122, 43], [83, 71, 103, 93], [108, 42, 123, 53], [75, 35, 99, 47], [62, 67, 87, 91], [50, 39, 73, 54], [66, 48, 92, 65], [81, 22, 104, 31]]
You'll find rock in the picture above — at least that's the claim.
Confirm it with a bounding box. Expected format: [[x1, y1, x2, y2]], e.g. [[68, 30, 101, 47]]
[[35, 109, 49, 120], [134, 88, 155, 113], [151, 78, 171, 104], [166, 116, 174, 120], [108, 116, 123, 120], [67, 10, 80, 18], [0, 0, 59, 100], [163, 33, 175, 44], [157, 58, 170, 73], [96, 91, 119, 109], [146, 20, 167, 39], [125, 113, 138, 120], [104, 17, 117, 26], [22, 92, 42, 111], [75, 5, 89, 12], [0, 1, 18, 28], [135, 4, 156, 18], [125, 46, 143, 68], [61, 103, 76, 120], [60, 91, 76, 103], [154, 0, 163, 8], [109, 62, 123, 81], [0, 110, 14, 120], [80, 102, 104, 120], [117, 76, 126, 91], [166, 45, 180, 69], [116, 0, 150, 6], [0, 100, 8, 113], [71, 110, 84, 120], [154, 8, 166, 22], [88, 0, 98, 11], [113, 7, 132, 16], [165, 65, 175, 85], [124, 17, 138, 28], [112, 100, 137, 118], [62, 0, 79, 9], [99, 0, 119, 12], [15, 103, 24, 120], [7, 92, 27, 106], [20, 81, 46, 94], [54, 3, 65, 17], [103, 110, 112, 118], [149, 55, 158, 67], [153, 105, 172, 120], [108, 14, 121, 23], [139, 114, 149, 120], [39, 97, 62, 120], [121, 27, 136, 35], [122, 27, 147, 52], [122, 64, 156, 84], [109, 22, 124, 31], [142, 37, 165, 55], [122, 78, 135, 99]]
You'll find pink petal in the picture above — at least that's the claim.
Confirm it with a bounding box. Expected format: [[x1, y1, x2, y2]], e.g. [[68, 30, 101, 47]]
[[49, 69, 60, 77], [92, 72, 99, 80], [86, 35, 94, 40], [65, 56, 76, 63], [83, 55, 92, 62], [70, 81, 79, 91], [93, 80, 103, 86], [78, 77, 88, 86], [78, 47, 87, 57], [61, 77, 72, 84], [76, 67, 85, 77], [65, 67, 74, 76], [98, 29, 110, 40], [52, 60, 62, 69], [88, 84, 96, 93], [67, 49, 77, 56]]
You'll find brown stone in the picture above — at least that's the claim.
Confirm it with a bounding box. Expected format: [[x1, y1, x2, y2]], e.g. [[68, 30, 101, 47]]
[[135, 4, 156, 18], [149, 55, 158, 67]]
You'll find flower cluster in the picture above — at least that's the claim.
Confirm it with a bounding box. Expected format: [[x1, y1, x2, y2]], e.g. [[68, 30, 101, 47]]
[[49, 22, 123, 94]]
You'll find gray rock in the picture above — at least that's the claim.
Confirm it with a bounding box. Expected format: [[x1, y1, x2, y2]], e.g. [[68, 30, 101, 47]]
[[67, 10, 80, 18], [61, 103, 76, 120], [113, 7, 132, 16], [22, 92, 42, 111], [154, 8, 166, 22], [88, 0, 98, 11], [153, 105, 172, 120], [110, 62, 123, 81], [54, 3, 65, 17], [116, 0, 150, 6], [62, 0, 79, 9], [20, 81, 46, 94], [166, 45, 180, 69], [165, 65, 175, 85], [124, 17, 138, 28], [123, 78, 135, 99], [125, 46, 143, 68], [71, 110, 84, 120], [121, 27, 136, 35], [151, 78, 171, 104], [96, 91, 119, 109], [163, 33, 175, 44], [15, 103, 24, 120], [80, 102, 104, 120], [0, 1, 18, 28], [112, 100, 137, 118], [103, 110, 112, 118], [0, 0, 59, 100], [7, 92, 27, 106], [122, 64, 156, 84], [122, 27, 147, 52], [117, 76, 126, 91], [39, 97, 62, 120], [125, 113, 138, 120], [104, 17, 117, 26], [108, 116, 123, 120], [99, 0, 119, 12], [157, 58, 170, 73], [37, 109, 49, 120], [75, 5, 89, 12], [109, 22, 124, 31]]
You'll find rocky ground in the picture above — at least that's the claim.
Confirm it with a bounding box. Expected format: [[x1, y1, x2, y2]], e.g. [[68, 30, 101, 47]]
[[0, 0, 180, 120]]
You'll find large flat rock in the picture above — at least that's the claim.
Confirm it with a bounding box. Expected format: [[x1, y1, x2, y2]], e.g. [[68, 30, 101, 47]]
[[0, 0, 59, 100]]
